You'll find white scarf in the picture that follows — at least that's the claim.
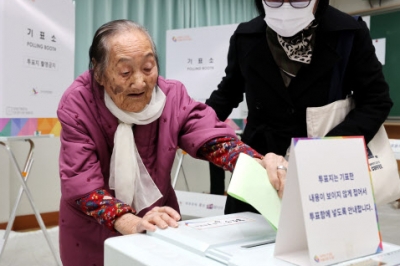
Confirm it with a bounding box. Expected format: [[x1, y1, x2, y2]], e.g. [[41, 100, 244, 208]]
[[104, 86, 166, 213]]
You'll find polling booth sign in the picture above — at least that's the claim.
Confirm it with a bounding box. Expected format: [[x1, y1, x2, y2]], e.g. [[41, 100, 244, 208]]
[[274, 137, 381, 266], [166, 24, 248, 131], [0, 0, 74, 136]]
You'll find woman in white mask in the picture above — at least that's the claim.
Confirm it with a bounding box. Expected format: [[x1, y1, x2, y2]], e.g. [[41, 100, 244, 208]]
[[264, 0, 318, 37], [206, 0, 393, 214]]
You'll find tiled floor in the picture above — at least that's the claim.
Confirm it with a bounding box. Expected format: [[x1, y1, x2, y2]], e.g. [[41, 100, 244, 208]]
[[0, 226, 59, 266]]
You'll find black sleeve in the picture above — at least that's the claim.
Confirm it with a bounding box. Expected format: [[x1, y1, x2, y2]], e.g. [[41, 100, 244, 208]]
[[326, 17, 393, 143], [205, 31, 246, 121]]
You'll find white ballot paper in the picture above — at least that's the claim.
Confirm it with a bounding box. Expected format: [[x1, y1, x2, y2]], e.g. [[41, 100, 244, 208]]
[[274, 137, 381, 266]]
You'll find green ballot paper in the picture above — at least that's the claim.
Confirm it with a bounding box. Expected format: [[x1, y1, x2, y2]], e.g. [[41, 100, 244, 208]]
[[227, 153, 281, 230]]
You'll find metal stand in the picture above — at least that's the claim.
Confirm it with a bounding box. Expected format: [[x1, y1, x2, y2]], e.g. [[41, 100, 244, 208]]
[[172, 149, 190, 191], [0, 137, 61, 266]]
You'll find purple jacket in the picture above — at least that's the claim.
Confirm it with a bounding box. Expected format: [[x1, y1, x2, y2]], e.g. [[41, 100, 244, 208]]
[[57, 71, 236, 266]]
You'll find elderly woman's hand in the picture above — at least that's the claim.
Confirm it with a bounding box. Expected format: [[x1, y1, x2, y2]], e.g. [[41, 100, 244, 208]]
[[255, 153, 288, 198], [114, 206, 181, 235]]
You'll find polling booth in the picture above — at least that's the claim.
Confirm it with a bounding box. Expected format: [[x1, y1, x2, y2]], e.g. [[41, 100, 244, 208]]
[[0, 0, 74, 265], [165, 23, 247, 218]]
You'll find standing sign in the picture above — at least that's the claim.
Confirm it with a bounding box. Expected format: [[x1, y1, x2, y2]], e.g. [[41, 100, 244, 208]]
[[274, 137, 382, 266], [166, 24, 248, 130], [0, 0, 74, 136]]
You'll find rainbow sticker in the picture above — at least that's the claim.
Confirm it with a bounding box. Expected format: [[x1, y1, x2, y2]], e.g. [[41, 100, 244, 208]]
[[0, 118, 61, 137]]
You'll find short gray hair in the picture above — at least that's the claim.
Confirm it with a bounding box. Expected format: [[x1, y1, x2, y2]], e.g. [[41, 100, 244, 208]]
[[88, 19, 159, 78]]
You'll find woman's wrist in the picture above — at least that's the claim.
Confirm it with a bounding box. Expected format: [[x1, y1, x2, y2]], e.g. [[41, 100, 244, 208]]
[[114, 212, 141, 235]]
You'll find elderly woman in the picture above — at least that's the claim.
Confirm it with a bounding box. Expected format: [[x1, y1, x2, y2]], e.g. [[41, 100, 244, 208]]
[[57, 19, 287, 266]]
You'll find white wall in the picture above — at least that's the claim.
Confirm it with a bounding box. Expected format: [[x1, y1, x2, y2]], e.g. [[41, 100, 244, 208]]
[[171, 151, 232, 194], [0, 145, 10, 223], [0, 138, 61, 223]]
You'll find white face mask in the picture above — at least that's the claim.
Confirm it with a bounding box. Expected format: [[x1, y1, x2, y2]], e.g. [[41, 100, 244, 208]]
[[263, 0, 316, 37]]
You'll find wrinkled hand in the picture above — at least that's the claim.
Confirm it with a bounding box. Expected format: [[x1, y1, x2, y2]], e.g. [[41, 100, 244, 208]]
[[139, 206, 181, 233], [114, 206, 181, 235], [255, 153, 288, 198]]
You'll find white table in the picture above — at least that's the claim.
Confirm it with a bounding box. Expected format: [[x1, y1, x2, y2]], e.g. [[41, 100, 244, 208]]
[[105, 235, 400, 266], [104, 212, 400, 266], [0, 135, 61, 266]]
